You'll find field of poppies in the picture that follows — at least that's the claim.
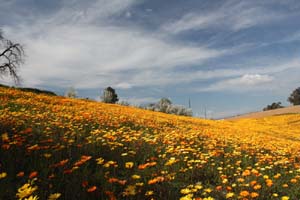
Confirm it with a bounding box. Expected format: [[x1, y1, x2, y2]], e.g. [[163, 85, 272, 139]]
[[1, 86, 300, 200]]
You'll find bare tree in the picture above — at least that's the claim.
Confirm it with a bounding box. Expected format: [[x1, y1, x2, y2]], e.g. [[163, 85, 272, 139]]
[[65, 87, 77, 98], [0, 29, 24, 84]]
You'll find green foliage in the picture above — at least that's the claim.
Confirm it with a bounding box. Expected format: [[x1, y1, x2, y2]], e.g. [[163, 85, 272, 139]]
[[288, 87, 300, 105], [102, 86, 119, 104]]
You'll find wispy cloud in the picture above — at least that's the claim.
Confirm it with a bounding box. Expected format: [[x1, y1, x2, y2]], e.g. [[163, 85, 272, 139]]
[[163, 1, 289, 34], [3, 0, 228, 89]]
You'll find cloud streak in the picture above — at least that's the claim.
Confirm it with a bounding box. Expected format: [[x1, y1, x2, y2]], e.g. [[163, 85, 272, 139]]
[[163, 1, 289, 34]]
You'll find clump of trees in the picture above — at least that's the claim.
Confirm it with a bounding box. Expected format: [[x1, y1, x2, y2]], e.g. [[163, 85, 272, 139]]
[[288, 87, 300, 105], [102, 86, 119, 103], [0, 29, 24, 83], [263, 86, 300, 111], [144, 98, 192, 116], [263, 102, 284, 111]]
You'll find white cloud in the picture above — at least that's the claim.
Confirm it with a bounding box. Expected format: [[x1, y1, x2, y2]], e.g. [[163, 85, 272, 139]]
[[115, 82, 132, 89], [235, 74, 273, 85], [199, 74, 274, 92]]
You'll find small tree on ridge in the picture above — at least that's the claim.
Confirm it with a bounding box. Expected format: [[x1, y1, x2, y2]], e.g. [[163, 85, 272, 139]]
[[102, 87, 119, 103], [288, 87, 300, 105]]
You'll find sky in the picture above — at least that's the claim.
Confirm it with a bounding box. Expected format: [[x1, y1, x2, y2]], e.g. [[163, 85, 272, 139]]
[[1, 0, 300, 119]]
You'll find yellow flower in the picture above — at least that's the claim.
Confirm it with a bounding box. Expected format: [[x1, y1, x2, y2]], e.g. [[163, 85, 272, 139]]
[[43, 153, 52, 158], [131, 174, 141, 179], [125, 162, 134, 169], [145, 190, 154, 196], [165, 157, 177, 166], [180, 194, 193, 200], [281, 196, 289, 200], [0, 172, 7, 179], [203, 197, 214, 200], [226, 192, 234, 198], [16, 183, 38, 199], [263, 175, 269, 179], [123, 185, 136, 196], [24, 196, 39, 200], [1, 133, 9, 141], [96, 157, 104, 165], [204, 188, 212, 193], [135, 182, 144, 186], [194, 184, 203, 190], [180, 188, 192, 194], [48, 193, 61, 200]]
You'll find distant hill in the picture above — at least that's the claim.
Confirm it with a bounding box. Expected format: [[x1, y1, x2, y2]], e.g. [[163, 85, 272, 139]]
[[0, 83, 57, 96], [226, 105, 300, 120]]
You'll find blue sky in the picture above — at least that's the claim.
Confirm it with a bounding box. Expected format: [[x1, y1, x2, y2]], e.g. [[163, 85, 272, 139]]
[[1, 0, 300, 118]]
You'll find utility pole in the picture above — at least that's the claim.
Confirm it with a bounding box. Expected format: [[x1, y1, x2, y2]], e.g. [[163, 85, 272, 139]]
[[188, 98, 191, 109], [204, 106, 207, 119]]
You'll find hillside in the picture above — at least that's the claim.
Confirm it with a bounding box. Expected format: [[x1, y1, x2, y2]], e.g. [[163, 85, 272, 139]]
[[1, 86, 300, 199], [227, 105, 300, 120]]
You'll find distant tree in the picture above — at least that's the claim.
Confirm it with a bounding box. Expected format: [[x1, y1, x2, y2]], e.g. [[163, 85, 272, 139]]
[[65, 87, 77, 98], [263, 102, 284, 111], [144, 103, 156, 111], [166, 104, 193, 116], [0, 29, 24, 83], [288, 87, 300, 105], [143, 98, 192, 116], [157, 98, 172, 113], [102, 86, 119, 103]]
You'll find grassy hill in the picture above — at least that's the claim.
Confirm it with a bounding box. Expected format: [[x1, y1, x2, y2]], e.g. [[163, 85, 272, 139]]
[[1, 86, 300, 199]]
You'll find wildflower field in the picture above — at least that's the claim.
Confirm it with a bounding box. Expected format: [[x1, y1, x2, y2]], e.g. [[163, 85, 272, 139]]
[[1, 86, 300, 200]]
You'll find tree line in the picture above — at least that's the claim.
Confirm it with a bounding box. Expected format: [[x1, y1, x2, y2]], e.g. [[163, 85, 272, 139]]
[[263, 88, 300, 111]]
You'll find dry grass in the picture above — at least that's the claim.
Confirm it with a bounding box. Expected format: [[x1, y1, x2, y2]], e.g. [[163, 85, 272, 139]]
[[226, 105, 300, 120]]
